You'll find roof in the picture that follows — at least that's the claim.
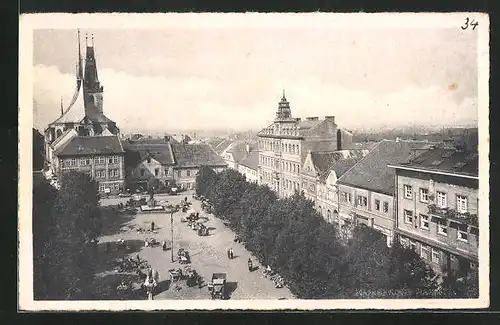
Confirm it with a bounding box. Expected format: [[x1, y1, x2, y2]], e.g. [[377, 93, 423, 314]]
[[213, 139, 233, 155], [123, 143, 175, 165], [172, 144, 227, 168], [319, 158, 359, 183], [337, 140, 431, 196], [343, 141, 380, 151], [52, 83, 86, 124], [51, 128, 77, 149], [55, 135, 124, 157], [310, 150, 367, 183], [240, 150, 259, 170], [227, 141, 258, 164], [395, 144, 478, 177]]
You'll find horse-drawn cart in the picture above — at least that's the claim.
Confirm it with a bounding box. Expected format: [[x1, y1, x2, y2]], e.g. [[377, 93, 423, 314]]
[[177, 248, 191, 264], [168, 268, 183, 282]]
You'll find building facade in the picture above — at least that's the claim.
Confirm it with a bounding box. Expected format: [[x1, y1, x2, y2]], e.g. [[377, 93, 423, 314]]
[[43, 31, 124, 193], [124, 141, 227, 191], [238, 148, 259, 183], [55, 136, 125, 193], [337, 140, 432, 246], [257, 92, 353, 198], [390, 144, 479, 277]]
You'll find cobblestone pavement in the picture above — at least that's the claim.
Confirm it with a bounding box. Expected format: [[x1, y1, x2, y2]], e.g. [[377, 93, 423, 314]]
[[98, 192, 295, 300]]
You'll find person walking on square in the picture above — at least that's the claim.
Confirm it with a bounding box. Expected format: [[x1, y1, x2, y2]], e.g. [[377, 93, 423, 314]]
[[229, 248, 234, 259], [151, 221, 155, 231], [227, 248, 230, 259], [162, 240, 167, 251]]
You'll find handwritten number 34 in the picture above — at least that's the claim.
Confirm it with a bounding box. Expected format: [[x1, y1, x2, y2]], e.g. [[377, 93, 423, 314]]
[[461, 17, 478, 30]]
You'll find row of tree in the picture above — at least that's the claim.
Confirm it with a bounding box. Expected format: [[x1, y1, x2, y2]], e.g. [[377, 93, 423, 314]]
[[196, 167, 478, 299], [33, 171, 102, 300]]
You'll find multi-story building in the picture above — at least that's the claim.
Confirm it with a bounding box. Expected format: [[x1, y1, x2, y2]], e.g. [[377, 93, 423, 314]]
[[301, 149, 368, 222], [55, 136, 125, 193], [336, 140, 432, 246], [43, 31, 124, 193], [124, 141, 227, 191], [389, 143, 479, 277], [220, 141, 258, 171], [257, 92, 353, 198]]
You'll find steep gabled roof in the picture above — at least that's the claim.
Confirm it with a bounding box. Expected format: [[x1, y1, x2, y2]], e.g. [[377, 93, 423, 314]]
[[227, 140, 258, 164], [172, 144, 227, 168], [123, 142, 175, 165], [318, 158, 359, 183], [213, 139, 233, 155], [55, 135, 124, 157], [240, 150, 259, 170], [337, 140, 431, 196]]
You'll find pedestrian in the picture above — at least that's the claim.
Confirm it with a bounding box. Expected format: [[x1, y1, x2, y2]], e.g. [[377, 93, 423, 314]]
[[151, 221, 155, 231], [162, 240, 167, 251], [229, 248, 234, 259], [136, 254, 141, 263], [227, 248, 230, 259], [185, 196, 188, 202]]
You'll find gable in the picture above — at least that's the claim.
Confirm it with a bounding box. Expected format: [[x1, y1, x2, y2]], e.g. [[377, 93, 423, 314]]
[[302, 153, 317, 176]]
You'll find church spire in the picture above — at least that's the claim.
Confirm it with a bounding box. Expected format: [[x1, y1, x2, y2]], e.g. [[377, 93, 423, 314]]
[[276, 90, 292, 121]]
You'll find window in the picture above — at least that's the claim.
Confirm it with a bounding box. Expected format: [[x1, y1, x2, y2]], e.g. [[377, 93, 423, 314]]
[[374, 199, 380, 211], [383, 202, 389, 213], [437, 191, 447, 208], [420, 245, 430, 260], [140, 169, 145, 177], [420, 188, 429, 203], [431, 248, 440, 264], [457, 229, 468, 242], [297, 166, 300, 173], [178, 170, 182, 178], [404, 209, 413, 224], [399, 237, 409, 247], [187, 170, 192, 177], [67, 158, 77, 167], [96, 170, 106, 179], [108, 157, 114, 164], [108, 169, 119, 178], [437, 219, 448, 236], [113, 156, 120, 164], [165, 168, 170, 176], [80, 158, 91, 166], [99, 183, 106, 192], [404, 185, 413, 199], [409, 240, 417, 250], [95, 156, 106, 165], [420, 214, 429, 230], [187, 183, 192, 190], [357, 195, 367, 207], [457, 195, 468, 213]]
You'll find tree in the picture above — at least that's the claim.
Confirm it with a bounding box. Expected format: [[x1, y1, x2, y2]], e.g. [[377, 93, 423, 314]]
[[34, 171, 102, 299], [33, 177, 58, 299], [195, 166, 217, 197]]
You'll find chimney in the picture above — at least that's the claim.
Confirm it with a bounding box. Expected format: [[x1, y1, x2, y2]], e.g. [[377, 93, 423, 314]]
[[306, 117, 319, 121], [325, 116, 336, 124], [295, 118, 301, 122]]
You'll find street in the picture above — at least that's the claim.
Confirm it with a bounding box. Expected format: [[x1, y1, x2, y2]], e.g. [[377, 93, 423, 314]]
[[98, 191, 295, 300]]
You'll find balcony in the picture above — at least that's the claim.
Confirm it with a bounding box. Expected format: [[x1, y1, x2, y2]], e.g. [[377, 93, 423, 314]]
[[427, 204, 478, 227]]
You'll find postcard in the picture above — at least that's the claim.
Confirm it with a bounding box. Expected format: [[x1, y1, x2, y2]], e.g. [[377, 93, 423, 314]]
[[19, 12, 490, 310]]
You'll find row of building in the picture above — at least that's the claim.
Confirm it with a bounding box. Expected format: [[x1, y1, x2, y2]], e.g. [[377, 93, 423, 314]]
[[43, 32, 227, 194], [213, 92, 479, 280], [41, 31, 479, 281]]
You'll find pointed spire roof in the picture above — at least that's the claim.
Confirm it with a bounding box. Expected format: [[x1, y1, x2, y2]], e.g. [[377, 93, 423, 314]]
[[275, 90, 292, 121]]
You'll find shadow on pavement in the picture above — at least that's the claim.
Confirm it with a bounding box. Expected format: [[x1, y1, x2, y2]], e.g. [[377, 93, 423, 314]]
[[250, 265, 260, 272], [99, 206, 137, 237], [91, 272, 146, 300], [226, 281, 238, 298], [92, 239, 145, 274], [155, 279, 171, 294], [207, 227, 216, 231]]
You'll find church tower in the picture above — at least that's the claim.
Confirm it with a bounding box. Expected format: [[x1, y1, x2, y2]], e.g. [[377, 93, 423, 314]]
[[275, 90, 292, 121], [83, 34, 104, 114]]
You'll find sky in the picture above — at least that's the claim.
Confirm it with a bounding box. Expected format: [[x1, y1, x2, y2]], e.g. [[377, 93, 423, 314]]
[[33, 27, 478, 134]]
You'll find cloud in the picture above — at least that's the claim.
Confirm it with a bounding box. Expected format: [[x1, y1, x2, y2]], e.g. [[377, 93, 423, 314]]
[[33, 64, 478, 134]]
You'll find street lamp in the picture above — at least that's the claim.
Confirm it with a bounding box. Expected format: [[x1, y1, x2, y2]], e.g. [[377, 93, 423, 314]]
[[165, 204, 180, 262]]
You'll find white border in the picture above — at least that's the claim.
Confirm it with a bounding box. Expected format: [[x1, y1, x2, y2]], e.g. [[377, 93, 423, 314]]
[[19, 12, 490, 311]]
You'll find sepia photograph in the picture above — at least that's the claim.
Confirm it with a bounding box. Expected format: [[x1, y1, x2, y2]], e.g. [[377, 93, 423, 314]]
[[19, 13, 490, 310]]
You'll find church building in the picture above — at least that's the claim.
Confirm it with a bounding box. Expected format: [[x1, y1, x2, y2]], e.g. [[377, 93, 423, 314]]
[[44, 31, 125, 194]]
